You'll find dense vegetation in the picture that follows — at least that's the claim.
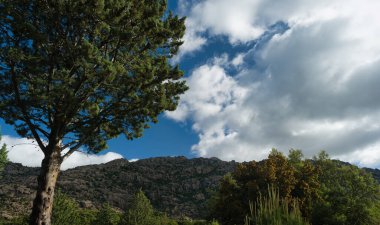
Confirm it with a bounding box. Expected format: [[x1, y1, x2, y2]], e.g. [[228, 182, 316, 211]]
[[1, 149, 380, 225], [208, 149, 380, 225], [0, 189, 216, 225]]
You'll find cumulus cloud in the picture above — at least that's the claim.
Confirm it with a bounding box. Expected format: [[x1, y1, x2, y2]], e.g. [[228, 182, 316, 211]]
[[176, 0, 380, 59], [168, 0, 380, 167], [0, 135, 123, 170]]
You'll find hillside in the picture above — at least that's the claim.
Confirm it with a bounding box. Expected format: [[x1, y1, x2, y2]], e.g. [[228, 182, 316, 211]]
[[0, 157, 237, 220], [1, 156, 380, 221]]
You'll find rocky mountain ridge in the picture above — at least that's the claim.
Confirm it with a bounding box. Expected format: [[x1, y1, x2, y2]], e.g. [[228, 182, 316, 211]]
[[0, 156, 237, 219], [1, 156, 379, 220]]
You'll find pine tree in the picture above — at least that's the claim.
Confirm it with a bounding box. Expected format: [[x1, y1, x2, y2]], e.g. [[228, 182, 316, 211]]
[[119, 190, 155, 225], [0, 1, 186, 224]]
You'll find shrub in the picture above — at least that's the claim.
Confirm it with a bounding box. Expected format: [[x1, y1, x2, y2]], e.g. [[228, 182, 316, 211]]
[[93, 203, 121, 225], [52, 190, 81, 225], [119, 189, 178, 225]]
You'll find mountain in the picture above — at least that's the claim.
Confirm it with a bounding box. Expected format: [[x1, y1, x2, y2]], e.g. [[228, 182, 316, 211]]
[[364, 167, 380, 182], [0, 157, 237, 220], [1, 156, 380, 221]]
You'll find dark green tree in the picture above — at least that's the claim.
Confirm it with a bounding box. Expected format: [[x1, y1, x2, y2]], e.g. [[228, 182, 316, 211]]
[[119, 189, 155, 225], [119, 189, 180, 225], [0, 1, 186, 224], [0, 131, 8, 178], [93, 204, 122, 225], [208, 173, 244, 225]]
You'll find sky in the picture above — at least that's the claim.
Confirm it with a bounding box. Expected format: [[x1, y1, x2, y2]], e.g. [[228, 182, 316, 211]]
[[2, 0, 380, 169]]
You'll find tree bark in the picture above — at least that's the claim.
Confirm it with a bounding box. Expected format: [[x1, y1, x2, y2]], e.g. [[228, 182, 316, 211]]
[[30, 144, 62, 225]]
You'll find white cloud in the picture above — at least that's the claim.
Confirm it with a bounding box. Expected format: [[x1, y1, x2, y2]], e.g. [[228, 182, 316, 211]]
[[176, 0, 380, 59], [169, 0, 380, 167], [336, 141, 380, 168], [60, 151, 123, 170], [175, 0, 264, 60], [167, 55, 249, 123], [129, 158, 139, 162], [232, 53, 245, 67], [0, 135, 123, 170]]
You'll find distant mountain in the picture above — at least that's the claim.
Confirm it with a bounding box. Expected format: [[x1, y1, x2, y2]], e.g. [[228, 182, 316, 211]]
[[364, 167, 380, 182], [1, 156, 379, 220], [0, 157, 237, 220]]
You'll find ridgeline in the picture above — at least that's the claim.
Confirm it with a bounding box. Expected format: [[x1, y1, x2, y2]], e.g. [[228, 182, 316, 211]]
[[1, 156, 379, 221]]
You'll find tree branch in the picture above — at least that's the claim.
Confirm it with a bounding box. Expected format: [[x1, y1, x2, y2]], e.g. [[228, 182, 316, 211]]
[[61, 134, 94, 161], [10, 62, 47, 154]]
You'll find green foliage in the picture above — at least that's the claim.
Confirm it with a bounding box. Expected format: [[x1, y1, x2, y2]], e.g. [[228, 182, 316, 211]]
[[244, 186, 309, 225], [0, 1, 187, 222], [0, 0, 187, 153], [153, 212, 179, 225], [119, 189, 154, 225], [78, 208, 98, 225], [178, 218, 219, 225], [119, 189, 178, 225], [208, 173, 244, 225], [0, 216, 28, 225], [209, 149, 320, 225], [0, 142, 7, 178], [287, 149, 303, 168], [52, 190, 81, 225], [51, 190, 99, 225], [0, 130, 8, 178], [93, 204, 122, 225], [311, 152, 380, 225], [210, 149, 380, 225]]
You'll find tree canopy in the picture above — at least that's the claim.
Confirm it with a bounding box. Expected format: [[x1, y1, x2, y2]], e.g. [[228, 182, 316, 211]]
[[209, 150, 380, 225], [0, 0, 186, 156], [0, 0, 187, 224]]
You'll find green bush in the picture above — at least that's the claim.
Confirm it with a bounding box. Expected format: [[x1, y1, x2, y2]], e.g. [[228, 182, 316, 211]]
[[0, 216, 28, 225], [178, 218, 220, 225], [52, 190, 81, 225], [52, 190, 104, 225], [119, 189, 178, 225], [93, 203, 121, 225]]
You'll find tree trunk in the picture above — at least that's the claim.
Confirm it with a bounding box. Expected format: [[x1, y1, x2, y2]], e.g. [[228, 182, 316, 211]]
[[30, 145, 62, 225]]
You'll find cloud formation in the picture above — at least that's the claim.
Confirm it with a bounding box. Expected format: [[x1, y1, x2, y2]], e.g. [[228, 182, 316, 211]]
[[1, 135, 123, 170], [168, 0, 380, 167]]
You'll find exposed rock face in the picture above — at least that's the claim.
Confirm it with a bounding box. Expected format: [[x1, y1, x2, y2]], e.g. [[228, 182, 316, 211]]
[[0, 156, 237, 219]]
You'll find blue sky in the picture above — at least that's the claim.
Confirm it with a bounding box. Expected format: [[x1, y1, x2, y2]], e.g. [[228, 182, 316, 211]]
[[3, 0, 380, 169]]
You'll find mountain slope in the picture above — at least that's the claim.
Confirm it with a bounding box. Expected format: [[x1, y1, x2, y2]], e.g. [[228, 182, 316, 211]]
[[0, 157, 237, 219], [1, 156, 379, 220]]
